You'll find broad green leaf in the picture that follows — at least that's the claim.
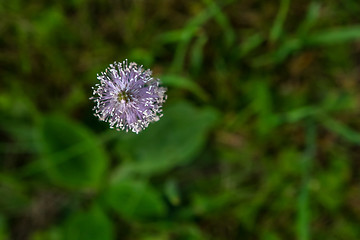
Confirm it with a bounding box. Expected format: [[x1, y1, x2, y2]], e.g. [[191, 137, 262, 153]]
[[63, 205, 114, 240], [39, 115, 108, 189], [114, 101, 219, 176], [104, 179, 166, 221]]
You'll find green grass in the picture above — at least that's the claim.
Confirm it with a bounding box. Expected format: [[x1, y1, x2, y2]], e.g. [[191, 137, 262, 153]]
[[1, 0, 360, 239]]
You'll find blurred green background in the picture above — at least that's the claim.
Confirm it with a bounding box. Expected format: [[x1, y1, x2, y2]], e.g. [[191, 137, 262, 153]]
[[1, 0, 360, 239]]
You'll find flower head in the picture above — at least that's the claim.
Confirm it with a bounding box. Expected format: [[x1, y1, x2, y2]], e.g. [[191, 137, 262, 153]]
[[90, 60, 167, 133]]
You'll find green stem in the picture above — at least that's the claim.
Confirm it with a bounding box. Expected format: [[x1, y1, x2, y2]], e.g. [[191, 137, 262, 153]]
[[297, 120, 316, 240]]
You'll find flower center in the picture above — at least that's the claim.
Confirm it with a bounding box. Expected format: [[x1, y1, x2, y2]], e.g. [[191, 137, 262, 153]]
[[118, 91, 130, 103]]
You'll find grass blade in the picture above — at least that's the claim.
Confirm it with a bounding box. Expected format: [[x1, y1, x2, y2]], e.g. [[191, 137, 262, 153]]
[[306, 26, 360, 45], [296, 2, 321, 36], [270, 0, 290, 42], [321, 117, 360, 144], [297, 120, 316, 240]]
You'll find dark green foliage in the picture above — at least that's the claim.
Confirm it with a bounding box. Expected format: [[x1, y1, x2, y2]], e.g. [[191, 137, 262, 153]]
[[63, 205, 114, 240], [1, 0, 360, 239], [39, 115, 109, 189], [104, 179, 166, 221], [114, 101, 219, 176]]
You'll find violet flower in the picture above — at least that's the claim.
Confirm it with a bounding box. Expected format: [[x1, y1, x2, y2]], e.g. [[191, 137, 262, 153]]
[[90, 60, 167, 133]]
